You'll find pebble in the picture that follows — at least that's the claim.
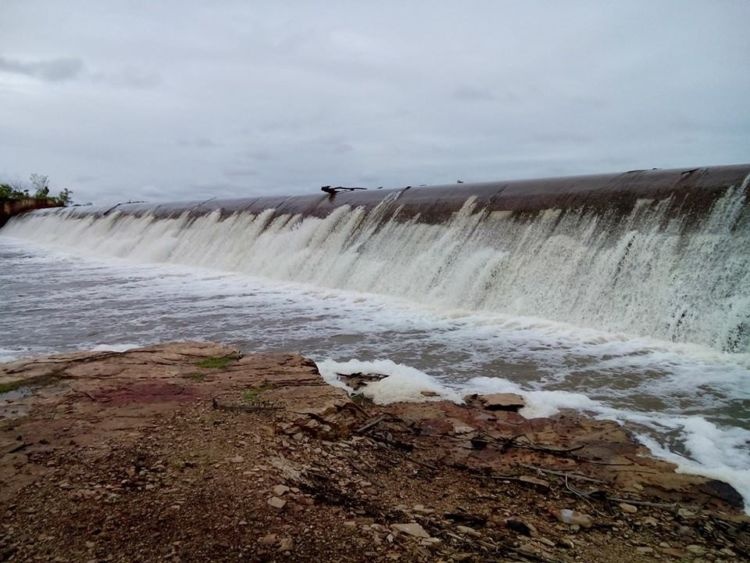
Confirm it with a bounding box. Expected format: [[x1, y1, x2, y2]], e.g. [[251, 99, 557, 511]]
[[258, 534, 277, 546], [391, 523, 430, 538], [456, 525, 481, 538], [267, 496, 286, 510], [619, 502, 638, 514], [278, 537, 293, 552], [554, 509, 593, 529], [678, 508, 696, 519], [272, 484, 290, 496]]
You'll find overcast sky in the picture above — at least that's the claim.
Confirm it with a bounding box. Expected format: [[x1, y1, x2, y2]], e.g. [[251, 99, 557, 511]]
[[1, 1, 748, 204]]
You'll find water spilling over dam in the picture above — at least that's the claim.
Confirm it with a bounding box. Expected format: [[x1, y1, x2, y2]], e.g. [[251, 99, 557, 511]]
[[2, 165, 750, 506], [5, 165, 750, 353]]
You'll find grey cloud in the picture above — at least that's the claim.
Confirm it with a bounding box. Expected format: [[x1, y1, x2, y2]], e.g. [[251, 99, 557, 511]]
[[0, 55, 84, 82], [90, 67, 161, 89], [223, 168, 259, 178], [0, 1, 747, 205], [177, 138, 220, 148], [452, 86, 496, 102]]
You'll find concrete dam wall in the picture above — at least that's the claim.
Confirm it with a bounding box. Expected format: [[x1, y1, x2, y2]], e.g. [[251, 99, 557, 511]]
[[4, 165, 750, 353]]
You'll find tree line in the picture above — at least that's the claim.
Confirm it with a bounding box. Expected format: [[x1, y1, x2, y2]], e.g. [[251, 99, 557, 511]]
[[0, 174, 73, 206]]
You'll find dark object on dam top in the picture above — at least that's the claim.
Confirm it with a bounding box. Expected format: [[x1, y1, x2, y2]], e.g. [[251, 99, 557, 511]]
[[65, 164, 750, 224]]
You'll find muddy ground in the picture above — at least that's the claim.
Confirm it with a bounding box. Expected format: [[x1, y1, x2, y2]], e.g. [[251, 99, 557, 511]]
[[0, 342, 747, 562]]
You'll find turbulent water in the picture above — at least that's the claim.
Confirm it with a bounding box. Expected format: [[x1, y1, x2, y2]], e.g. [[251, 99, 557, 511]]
[[1, 187, 749, 508]]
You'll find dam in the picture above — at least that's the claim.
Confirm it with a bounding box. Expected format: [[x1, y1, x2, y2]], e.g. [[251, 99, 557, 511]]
[[1, 164, 749, 507], [6, 165, 750, 352]]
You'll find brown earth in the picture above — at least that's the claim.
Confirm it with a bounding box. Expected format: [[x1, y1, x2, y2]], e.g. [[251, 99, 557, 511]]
[[0, 342, 747, 562]]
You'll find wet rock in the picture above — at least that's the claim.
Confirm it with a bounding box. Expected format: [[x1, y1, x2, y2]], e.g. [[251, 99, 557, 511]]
[[391, 523, 430, 538], [477, 393, 525, 412]]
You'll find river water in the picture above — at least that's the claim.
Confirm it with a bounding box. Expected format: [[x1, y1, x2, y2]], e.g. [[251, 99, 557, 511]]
[[1, 192, 749, 508]]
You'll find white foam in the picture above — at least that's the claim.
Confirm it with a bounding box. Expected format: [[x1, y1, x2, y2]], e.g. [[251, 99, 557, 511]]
[[317, 358, 463, 404], [317, 357, 750, 513], [89, 343, 141, 353], [4, 184, 749, 354], [462, 376, 601, 418]]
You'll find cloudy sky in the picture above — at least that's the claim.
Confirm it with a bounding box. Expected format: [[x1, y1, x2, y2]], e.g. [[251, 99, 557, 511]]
[[1, 1, 748, 204]]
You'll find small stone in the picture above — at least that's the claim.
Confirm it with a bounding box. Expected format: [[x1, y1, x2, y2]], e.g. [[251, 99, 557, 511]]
[[678, 508, 696, 519], [456, 525, 481, 538], [278, 537, 293, 552], [258, 534, 277, 546], [391, 523, 430, 538], [686, 545, 705, 555], [619, 502, 638, 514], [643, 517, 659, 526], [229, 455, 244, 463], [636, 547, 654, 554], [272, 484, 290, 496], [451, 422, 475, 434], [557, 538, 575, 549], [343, 521, 357, 528], [478, 393, 525, 411], [267, 496, 286, 510], [554, 509, 593, 529], [420, 537, 441, 549], [518, 475, 550, 490], [85, 541, 95, 549], [538, 537, 555, 548]]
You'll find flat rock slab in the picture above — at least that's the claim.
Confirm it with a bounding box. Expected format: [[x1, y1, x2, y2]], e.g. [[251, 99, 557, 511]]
[[478, 392, 526, 411], [0, 342, 747, 562]]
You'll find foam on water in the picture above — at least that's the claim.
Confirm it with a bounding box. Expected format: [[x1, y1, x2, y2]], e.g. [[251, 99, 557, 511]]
[[319, 357, 750, 511]]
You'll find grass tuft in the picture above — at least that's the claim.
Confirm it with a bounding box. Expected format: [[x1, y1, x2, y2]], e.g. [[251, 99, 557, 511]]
[[184, 372, 206, 382], [195, 356, 237, 370], [0, 380, 25, 394], [242, 384, 271, 404]]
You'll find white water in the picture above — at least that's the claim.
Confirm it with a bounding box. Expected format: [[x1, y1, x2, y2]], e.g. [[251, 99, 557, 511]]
[[1, 187, 749, 509], [6, 187, 750, 353]]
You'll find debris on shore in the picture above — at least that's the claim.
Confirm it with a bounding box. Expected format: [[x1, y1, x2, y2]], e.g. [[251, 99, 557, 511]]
[[1, 343, 747, 561]]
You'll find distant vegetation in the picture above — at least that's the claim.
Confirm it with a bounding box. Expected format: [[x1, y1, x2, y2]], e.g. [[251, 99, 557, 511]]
[[0, 173, 73, 206]]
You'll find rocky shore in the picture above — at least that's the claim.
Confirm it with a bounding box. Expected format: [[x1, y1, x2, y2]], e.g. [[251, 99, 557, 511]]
[[1, 343, 747, 562]]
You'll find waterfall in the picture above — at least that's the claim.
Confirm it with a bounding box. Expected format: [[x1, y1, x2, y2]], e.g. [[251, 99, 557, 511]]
[[4, 180, 749, 354]]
